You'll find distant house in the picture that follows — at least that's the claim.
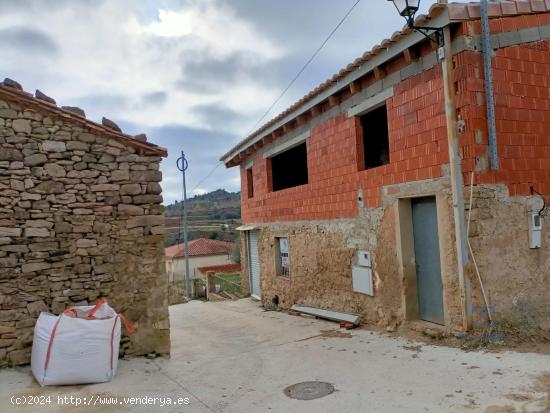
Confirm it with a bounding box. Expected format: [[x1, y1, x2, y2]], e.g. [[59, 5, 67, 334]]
[[221, 2, 550, 332], [165, 238, 236, 283]]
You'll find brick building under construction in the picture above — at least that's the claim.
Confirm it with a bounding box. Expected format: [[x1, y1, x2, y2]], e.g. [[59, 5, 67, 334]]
[[221, 1, 550, 332]]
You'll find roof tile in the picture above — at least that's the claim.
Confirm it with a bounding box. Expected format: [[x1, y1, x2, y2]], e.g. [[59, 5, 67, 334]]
[[467, 4, 482, 18], [501, 1, 519, 15], [448, 4, 470, 20], [165, 238, 236, 258], [531, 0, 547, 11], [488, 2, 504, 16], [517, 1, 533, 13], [221, 1, 550, 165]]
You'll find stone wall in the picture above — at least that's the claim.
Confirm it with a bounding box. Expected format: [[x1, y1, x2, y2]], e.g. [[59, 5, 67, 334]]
[[246, 181, 464, 331], [465, 184, 550, 329], [0, 95, 170, 366]]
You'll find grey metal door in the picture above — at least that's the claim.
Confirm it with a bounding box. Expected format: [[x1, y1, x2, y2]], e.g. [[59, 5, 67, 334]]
[[247, 231, 261, 298], [412, 197, 444, 325]]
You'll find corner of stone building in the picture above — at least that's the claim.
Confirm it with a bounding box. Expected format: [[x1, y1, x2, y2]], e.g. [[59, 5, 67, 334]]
[[464, 183, 550, 331], [0, 95, 171, 366]]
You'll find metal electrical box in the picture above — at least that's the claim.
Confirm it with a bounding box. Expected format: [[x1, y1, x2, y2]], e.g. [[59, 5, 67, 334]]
[[352, 266, 373, 296], [529, 212, 542, 249], [352, 250, 373, 296], [357, 250, 371, 267]]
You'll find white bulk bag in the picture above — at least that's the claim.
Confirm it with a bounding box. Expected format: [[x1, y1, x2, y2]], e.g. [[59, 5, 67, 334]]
[[31, 299, 132, 386]]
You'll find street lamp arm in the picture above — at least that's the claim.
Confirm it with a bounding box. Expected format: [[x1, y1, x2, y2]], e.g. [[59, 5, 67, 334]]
[[410, 25, 444, 46]]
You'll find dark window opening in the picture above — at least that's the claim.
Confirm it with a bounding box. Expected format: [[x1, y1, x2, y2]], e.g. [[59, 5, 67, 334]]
[[246, 168, 254, 198], [271, 142, 308, 191], [360, 104, 390, 169]]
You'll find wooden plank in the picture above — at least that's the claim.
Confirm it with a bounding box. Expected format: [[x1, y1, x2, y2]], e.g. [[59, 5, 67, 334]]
[[403, 47, 419, 63], [373, 66, 385, 80], [290, 305, 361, 325], [328, 95, 339, 107], [349, 80, 361, 94]]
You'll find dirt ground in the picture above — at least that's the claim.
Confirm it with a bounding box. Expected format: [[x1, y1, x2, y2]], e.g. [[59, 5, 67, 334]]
[[380, 320, 550, 356], [0, 299, 549, 412]]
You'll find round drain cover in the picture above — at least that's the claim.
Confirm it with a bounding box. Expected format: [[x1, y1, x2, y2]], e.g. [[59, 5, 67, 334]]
[[283, 381, 335, 400]]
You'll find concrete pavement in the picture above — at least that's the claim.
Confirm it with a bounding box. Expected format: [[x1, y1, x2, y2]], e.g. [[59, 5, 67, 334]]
[[1, 299, 549, 412]]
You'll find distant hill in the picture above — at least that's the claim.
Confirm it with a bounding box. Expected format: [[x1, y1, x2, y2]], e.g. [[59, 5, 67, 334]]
[[164, 189, 241, 246]]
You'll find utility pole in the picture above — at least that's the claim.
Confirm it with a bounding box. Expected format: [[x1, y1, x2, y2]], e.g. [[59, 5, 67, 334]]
[[440, 22, 472, 331], [177, 151, 191, 298]]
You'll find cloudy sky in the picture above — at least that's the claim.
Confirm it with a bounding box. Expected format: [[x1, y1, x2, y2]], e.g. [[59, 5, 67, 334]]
[[0, 0, 457, 203]]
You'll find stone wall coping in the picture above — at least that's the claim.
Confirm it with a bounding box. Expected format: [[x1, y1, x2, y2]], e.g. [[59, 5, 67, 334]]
[[0, 85, 167, 157]]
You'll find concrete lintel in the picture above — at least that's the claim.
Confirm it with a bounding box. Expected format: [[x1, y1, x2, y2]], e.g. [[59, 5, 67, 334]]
[[290, 304, 361, 325], [520, 26, 542, 43], [263, 130, 310, 158], [347, 88, 394, 118], [497, 31, 522, 48], [382, 176, 452, 206], [540, 25, 550, 40], [236, 225, 258, 231], [382, 70, 401, 90], [421, 51, 438, 71], [400, 60, 423, 81]]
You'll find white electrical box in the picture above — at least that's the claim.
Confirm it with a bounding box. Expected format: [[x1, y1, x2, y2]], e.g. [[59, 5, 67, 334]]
[[529, 212, 542, 249], [357, 250, 371, 267], [352, 266, 373, 296]]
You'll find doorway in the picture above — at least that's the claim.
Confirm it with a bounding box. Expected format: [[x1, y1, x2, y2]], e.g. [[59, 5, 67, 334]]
[[246, 231, 261, 299], [411, 196, 444, 325]]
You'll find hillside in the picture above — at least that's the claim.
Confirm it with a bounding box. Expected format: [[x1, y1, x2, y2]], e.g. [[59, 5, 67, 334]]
[[164, 189, 241, 246]]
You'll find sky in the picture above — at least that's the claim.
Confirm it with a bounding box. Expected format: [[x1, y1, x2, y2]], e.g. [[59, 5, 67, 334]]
[[0, 0, 463, 204]]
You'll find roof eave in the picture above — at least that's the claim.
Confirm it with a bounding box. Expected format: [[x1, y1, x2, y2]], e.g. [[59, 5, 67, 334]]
[[220, 5, 455, 167]]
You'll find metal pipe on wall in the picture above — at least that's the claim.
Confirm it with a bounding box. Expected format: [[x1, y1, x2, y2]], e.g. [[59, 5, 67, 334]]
[[481, 0, 499, 170], [441, 24, 473, 331]]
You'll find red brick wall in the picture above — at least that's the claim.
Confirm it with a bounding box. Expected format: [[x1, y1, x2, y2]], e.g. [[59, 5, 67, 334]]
[[241, 65, 449, 223], [241, 18, 550, 224], [456, 40, 550, 196]]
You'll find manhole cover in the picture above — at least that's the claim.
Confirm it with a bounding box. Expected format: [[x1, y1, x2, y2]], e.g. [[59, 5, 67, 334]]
[[283, 381, 335, 400]]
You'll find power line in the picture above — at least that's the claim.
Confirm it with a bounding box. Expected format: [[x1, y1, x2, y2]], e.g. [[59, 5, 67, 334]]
[[248, 0, 363, 133], [189, 0, 362, 191], [190, 161, 223, 192]]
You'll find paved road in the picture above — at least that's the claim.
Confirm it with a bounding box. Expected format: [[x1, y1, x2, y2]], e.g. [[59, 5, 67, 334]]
[[1, 299, 549, 412]]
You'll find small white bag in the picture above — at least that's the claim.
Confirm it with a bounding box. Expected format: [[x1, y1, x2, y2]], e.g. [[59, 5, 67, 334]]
[[31, 299, 133, 386]]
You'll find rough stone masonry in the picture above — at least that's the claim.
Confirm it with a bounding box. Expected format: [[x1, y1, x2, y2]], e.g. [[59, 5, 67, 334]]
[[0, 80, 170, 366]]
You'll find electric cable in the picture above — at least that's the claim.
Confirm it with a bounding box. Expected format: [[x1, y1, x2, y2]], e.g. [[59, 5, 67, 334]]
[[189, 0, 363, 191]]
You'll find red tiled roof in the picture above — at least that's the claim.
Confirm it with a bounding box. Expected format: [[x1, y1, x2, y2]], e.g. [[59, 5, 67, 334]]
[[0, 82, 167, 157], [197, 263, 241, 274], [165, 238, 236, 258], [221, 1, 550, 166]]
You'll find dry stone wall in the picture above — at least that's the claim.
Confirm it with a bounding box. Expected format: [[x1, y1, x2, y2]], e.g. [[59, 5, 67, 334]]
[[0, 96, 170, 366]]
